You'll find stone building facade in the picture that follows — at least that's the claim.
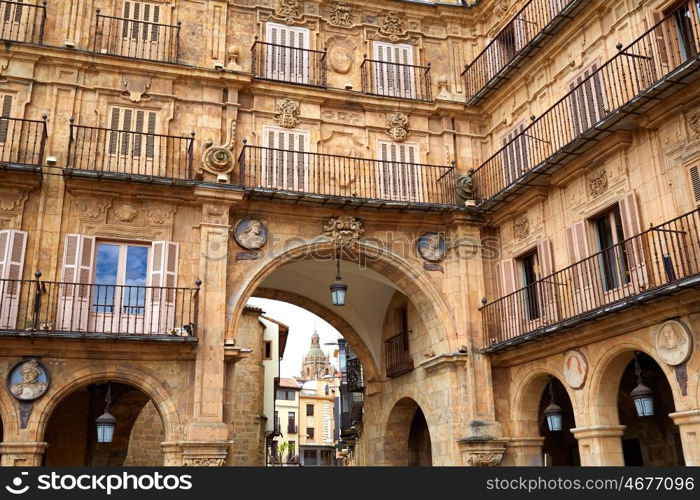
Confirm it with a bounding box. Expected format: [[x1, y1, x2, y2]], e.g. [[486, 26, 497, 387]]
[[0, 0, 698, 466]]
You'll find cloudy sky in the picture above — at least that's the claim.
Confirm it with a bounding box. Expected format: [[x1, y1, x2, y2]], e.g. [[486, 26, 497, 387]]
[[247, 297, 343, 378]]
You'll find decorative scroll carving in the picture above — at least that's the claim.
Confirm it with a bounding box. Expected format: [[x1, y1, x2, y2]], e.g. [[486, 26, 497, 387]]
[[75, 196, 111, 220], [200, 120, 237, 176], [323, 215, 364, 247], [142, 201, 176, 225], [275, 99, 301, 129], [183, 457, 226, 466], [386, 112, 409, 142]]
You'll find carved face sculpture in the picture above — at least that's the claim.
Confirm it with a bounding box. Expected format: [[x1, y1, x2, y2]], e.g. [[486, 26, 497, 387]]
[[9, 359, 48, 401]]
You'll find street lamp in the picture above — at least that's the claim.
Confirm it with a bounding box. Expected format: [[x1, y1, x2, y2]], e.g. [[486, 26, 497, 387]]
[[330, 254, 347, 306], [631, 353, 654, 417], [96, 383, 117, 443], [544, 378, 563, 432]]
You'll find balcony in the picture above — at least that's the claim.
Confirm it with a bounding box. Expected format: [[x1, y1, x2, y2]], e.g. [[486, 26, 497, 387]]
[[482, 208, 700, 352], [0, 0, 45, 44], [361, 57, 432, 101], [461, 0, 587, 105], [385, 331, 413, 378], [252, 39, 327, 88], [0, 116, 46, 170], [346, 357, 364, 393], [0, 275, 200, 341], [66, 122, 195, 184], [93, 9, 181, 63], [238, 145, 457, 208], [472, 0, 700, 211]]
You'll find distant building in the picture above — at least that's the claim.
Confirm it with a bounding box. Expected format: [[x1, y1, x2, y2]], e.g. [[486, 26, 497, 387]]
[[299, 378, 339, 467], [300, 331, 335, 381], [271, 378, 301, 465]]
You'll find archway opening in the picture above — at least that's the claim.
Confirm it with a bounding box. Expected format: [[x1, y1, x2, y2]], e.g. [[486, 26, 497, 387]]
[[408, 407, 432, 466], [618, 353, 683, 466], [538, 377, 578, 466], [385, 398, 432, 466], [43, 382, 165, 466]]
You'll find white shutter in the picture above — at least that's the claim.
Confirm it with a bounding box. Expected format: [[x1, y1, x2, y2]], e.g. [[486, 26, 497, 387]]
[[377, 141, 422, 202], [57, 234, 95, 331], [147, 241, 178, 334], [373, 42, 415, 98], [262, 126, 309, 192], [565, 221, 597, 315], [0, 229, 27, 329], [265, 23, 310, 83], [0, 93, 12, 143]]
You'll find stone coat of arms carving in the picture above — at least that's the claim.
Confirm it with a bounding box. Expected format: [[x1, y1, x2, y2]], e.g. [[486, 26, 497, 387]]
[[329, 2, 353, 27], [387, 112, 409, 142], [380, 11, 407, 41], [323, 215, 364, 247], [587, 168, 608, 198], [275, 99, 301, 129]]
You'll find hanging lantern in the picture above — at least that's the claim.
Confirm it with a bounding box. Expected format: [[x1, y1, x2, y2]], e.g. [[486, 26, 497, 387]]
[[330, 254, 347, 306], [544, 378, 563, 432], [96, 383, 117, 443], [631, 354, 654, 417]]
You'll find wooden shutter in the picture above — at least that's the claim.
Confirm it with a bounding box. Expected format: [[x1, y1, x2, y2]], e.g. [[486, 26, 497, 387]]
[[566, 221, 596, 314], [498, 258, 517, 296], [0, 94, 12, 143], [266, 23, 310, 83], [57, 234, 95, 331], [502, 123, 527, 185], [652, 11, 670, 70], [373, 42, 414, 98], [147, 241, 178, 334], [0, 229, 27, 329], [496, 258, 519, 338], [536, 238, 559, 323], [618, 191, 648, 287], [377, 141, 422, 202], [689, 165, 700, 204], [263, 126, 309, 191]]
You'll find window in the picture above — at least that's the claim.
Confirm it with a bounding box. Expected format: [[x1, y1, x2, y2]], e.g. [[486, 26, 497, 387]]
[[108, 106, 158, 159], [0, 229, 27, 330], [377, 140, 423, 202], [307, 427, 315, 440], [670, 1, 699, 61], [274, 411, 279, 433], [320, 449, 332, 466], [502, 123, 529, 186], [264, 340, 272, 360], [518, 251, 541, 321], [568, 63, 606, 137], [303, 449, 317, 466], [287, 441, 296, 461], [122, 1, 161, 43], [288, 412, 296, 433], [306, 404, 314, 416], [276, 389, 295, 401], [265, 22, 310, 84], [372, 42, 415, 99], [0, 94, 12, 143], [262, 125, 309, 193], [592, 206, 631, 291]]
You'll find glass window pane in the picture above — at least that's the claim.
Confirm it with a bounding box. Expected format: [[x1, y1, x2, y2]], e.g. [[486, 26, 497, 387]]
[[93, 244, 119, 312], [123, 246, 148, 313]]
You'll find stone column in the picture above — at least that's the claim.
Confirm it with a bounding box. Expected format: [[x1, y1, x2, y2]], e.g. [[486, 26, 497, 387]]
[[0, 442, 48, 466], [182, 189, 242, 464], [571, 425, 625, 466], [670, 409, 700, 466], [506, 437, 545, 466]]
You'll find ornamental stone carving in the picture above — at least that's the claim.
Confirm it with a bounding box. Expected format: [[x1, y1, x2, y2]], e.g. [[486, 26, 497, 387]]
[[328, 41, 355, 74], [467, 453, 503, 467], [113, 203, 139, 223], [456, 169, 475, 204], [513, 215, 529, 240], [183, 457, 226, 466], [459, 438, 507, 467], [688, 110, 700, 138], [323, 215, 364, 247], [386, 112, 409, 142], [655, 320, 693, 366], [329, 2, 353, 27], [380, 11, 407, 42], [200, 120, 237, 176], [587, 167, 608, 198], [275, 99, 301, 129], [275, 0, 302, 22], [142, 201, 175, 225], [75, 196, 111, 220]]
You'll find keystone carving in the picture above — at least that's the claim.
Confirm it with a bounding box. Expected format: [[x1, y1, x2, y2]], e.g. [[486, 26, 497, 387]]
[[323, 215, 364, 247], [275, 99, 301, 129]]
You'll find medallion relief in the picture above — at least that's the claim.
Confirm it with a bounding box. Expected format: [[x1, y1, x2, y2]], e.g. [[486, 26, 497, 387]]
[[655, 320, 693, 366]]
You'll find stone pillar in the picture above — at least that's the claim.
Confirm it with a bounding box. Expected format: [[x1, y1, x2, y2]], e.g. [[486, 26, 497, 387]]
[[670, 409, 700, 466], [0, 442, 48, 466], [506, 437, 545, 466], [183, 189, 242, 464], [571, 425, 625, 466]]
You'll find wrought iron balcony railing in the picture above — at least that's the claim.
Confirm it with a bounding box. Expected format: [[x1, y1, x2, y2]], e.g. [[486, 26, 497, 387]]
[[238, 144, 456, 206], [482, 208, 700, 352], [361, 57, 432, 101], [461, 0, 585, 105], [0, 116, 46, 168], [385, 331, 413, 378], [67, 122, 195, 182], [252, 39, 327, 87], [471, 0, 700, 210], [345, 357, 364, 393], [0, 0, 45, 44], [0, 274, 200, 339], [93, 9, 181, 63]]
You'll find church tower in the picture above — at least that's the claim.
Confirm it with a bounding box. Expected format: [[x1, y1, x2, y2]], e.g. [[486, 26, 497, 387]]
[[300, 331, 334, 381]]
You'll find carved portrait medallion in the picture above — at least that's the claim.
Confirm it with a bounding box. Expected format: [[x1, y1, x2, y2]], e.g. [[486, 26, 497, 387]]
[[563, 349, 588, 390], [234, 218, 268, 251], [655, 320, 693, 366], [416, 232, 446, 262], [7, 358, 50, 402]]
